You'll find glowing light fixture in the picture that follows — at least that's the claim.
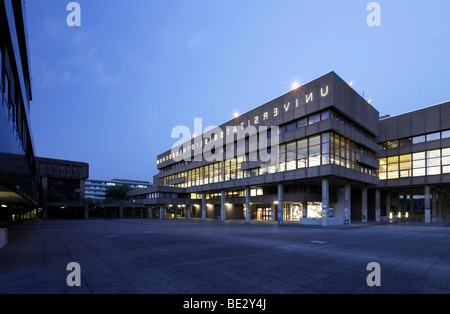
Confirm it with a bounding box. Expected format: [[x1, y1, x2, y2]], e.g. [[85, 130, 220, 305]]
[[1, 205, 7, 208], [274, 201, 279, 205], [234, 112, 240, 119], [291, 81, 300, 90]]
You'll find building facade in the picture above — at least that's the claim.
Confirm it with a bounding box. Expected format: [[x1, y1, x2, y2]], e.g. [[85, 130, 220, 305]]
[[128, 71, 450, 224], [85, 178, 151, 201], [37, 157, 89, 219], [130, 71, 435, 224], [0, 0, 40, 222]]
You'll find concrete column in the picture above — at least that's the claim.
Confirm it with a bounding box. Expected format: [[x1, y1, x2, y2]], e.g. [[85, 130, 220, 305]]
[[148, 207, 153, 219], [84, 203, 89, 220], [221, 191, 226, 221], [322, 179, 329, 227], [432, 190, 437, 223], [79, 179, 86, 199], [344, 184, 351, 224], [202, 193, 206, 220], [174, 206, 178, 220], [362, 187, 368, 223], [425, 186, 431, 224], [186, 205, 191, 220], [409, 194, 414, 221], [278, 184, 284, 224], [245, 187, 251, 223], [438, 191, 444, 223], [375, 189, 381, 222], [159, 205, 164, 220], [386, 191, 391, 218], [119, 203, 124, 219]]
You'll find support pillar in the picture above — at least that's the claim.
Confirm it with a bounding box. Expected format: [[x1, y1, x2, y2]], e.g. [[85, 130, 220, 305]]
[[344, 184, 351, 224], [245, 187, 251, 223], [186, 205, 191, 220], [438, 190, 444, 223], [322, 179, 329, 227], [425, 186, 431, 224], [84, 203, 89, 220], [159, 205, 164, 220], [202, 193, 206, 220], [375, 189, 381, 222], [148, 207, 153, 219], [362, 187, 368, 223], [409, 194, 414, 221], [432, 190, 437, 223], [119, 202, 124, 219], [221, 191, 226, 222], [278, 184, 284, 224]]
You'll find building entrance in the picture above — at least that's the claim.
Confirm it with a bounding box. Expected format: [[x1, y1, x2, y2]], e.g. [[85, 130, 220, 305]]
[[255, 205, 273, 221]]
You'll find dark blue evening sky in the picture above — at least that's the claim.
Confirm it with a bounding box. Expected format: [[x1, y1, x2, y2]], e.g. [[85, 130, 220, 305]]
[[25, 0, 450, 182]]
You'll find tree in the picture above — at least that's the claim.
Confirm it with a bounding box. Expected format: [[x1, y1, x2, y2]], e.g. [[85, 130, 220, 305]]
[[105, 184, 132, 201]]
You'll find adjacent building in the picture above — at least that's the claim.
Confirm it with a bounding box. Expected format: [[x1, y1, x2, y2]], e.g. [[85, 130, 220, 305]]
[[85, 178, 151, 201], [128, 71, 450, 225], [0, 0, 40, 222], [37, 157, 89, 219]]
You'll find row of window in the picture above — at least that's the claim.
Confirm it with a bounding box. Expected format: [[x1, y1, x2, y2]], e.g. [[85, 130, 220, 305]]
[[380, 130, 450, 150], [39, 162, 83, 177], [159, 132, 378, 187], [378, 147, 450, 180], [276, 109, 376, 141]]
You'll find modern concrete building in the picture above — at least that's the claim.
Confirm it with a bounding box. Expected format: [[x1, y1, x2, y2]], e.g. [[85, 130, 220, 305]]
[[0, 0, 40, 222], [85, 178, 150, 201], [128, 71, 450, 225], [37, 157, 89, 219]]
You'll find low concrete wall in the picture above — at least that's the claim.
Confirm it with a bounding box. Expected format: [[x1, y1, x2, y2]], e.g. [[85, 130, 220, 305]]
[[0, 228, 7, 250]]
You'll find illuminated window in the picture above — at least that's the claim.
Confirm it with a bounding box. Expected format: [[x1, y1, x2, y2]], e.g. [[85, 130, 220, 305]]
[[387, 140, 399, 149]]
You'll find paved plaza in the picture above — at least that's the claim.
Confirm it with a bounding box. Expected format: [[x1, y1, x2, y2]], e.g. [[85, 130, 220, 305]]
[[0, 219, 449, 294]]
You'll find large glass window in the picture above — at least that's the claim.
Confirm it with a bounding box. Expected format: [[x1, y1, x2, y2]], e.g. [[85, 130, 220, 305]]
[[443, 148, 450, 174], [399, 154, 412, 178], [286, 142, 296, 171], [297, 139, 308, 169], [442, 130, 450, 139], [427, 149, 441, 175]]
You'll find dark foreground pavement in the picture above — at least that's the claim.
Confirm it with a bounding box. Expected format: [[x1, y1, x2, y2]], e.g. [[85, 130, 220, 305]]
[[0, 219, 449, 294]]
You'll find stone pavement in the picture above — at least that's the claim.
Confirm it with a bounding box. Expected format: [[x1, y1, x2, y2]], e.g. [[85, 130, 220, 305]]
[[0, 219, 449, 294]]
